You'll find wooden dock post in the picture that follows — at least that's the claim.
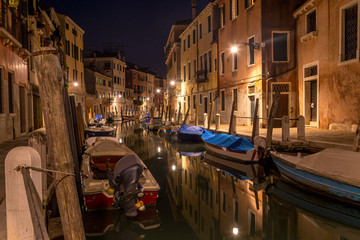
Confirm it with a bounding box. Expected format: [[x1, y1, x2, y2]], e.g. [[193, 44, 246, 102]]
[[183, 107, 190, 125], [208, 100, 215, 130], [34, 50, 86, 239], [251, 98, 259, 142], [228, 100, 236, 134], [297, 115, 305, 140], [204, 113, 208, 129], [168, 105, 172, 122], [266, 91, 280, 150], [353, 118, 360, 152], [161, 105, 164, 120], [177, 104, 182, 124], [282, 115, 290, 141], [195, 101, 199, 126]]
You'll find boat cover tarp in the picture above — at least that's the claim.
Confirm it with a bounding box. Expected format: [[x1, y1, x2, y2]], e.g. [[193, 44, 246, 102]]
[[180, 152, 205, 157], [201, 130, 217, 141], [202, 132, 254, 152], [179, 124, 203, 135], [274, 148, 360, 188]]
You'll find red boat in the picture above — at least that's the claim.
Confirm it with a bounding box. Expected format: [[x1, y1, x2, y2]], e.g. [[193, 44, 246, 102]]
[[81, 138, 160, 212]]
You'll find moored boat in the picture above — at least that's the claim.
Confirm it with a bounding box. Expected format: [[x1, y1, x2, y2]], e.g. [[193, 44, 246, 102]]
[[177, 124, 203, 142], [269, 148, 360, 205], [81, 138, 160, 213], [85, 126, 115, 138], [201, 130, 261, 164], [147, 117, 163, 131]]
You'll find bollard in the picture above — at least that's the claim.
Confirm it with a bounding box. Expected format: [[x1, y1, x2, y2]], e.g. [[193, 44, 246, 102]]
[[5, 147, 42, 240], [203, 113, 208, 129], [230, 114, 236, 134], [215, 113, 220, 131], [282, 115, 290, 141], [297, 115, 305, 140], [28, 129, 47, 200]]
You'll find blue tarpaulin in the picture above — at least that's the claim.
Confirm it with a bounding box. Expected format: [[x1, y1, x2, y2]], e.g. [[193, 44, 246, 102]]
[[179, 124, 203, 136], [201, 130, 217, 140], [201, 131, 254, 152]]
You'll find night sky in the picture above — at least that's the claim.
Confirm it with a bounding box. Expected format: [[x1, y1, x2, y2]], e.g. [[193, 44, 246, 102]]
[[41, 0, 211, 77]]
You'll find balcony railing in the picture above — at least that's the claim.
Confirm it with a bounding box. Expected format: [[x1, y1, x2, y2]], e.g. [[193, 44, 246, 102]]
[[196, 70, 208, 83]]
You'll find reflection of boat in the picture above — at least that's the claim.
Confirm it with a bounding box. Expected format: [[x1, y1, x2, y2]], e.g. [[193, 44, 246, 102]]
[[113, 115, 122, 121], [177, 124, 203, 142], [85, 207, 160, 237], [270, 148, 360, 205], [122, 115, 135, 121], [85, 126, 115, 138], [203, 152, 261, 180], [267, 180, 360, 233], [157, 126, 171, 135], [81, 139, 160, 212], [147, 117, 163, 131], [201, 130, 260, 164]]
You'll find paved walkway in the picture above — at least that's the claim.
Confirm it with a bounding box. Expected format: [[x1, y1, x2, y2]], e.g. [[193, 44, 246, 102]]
[[0, 135, 30, 240], [206, 123, 357, 150]]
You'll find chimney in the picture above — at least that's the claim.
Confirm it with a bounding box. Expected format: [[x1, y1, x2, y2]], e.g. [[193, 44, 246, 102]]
[[191, 0, 197, 20]]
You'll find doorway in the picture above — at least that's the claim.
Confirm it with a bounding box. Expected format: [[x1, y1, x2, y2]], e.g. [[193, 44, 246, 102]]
[[304, 80, 317, 125], [19, 86, 26, 133], [204, 97, 208, 114]]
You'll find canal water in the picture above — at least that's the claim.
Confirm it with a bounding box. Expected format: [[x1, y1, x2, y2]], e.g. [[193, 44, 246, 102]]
[[85, 122, 360, 240]]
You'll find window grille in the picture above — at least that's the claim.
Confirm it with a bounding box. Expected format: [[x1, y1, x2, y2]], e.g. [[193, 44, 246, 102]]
[[304, 65, 317, 78], [248, 85, 255, 94], [344, 4, 358, 61], [307, 10, 316, 33], [272, 83, 289, 92]]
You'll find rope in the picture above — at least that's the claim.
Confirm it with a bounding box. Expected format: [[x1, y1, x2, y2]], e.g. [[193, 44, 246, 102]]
[[15, 164, 75, 178]]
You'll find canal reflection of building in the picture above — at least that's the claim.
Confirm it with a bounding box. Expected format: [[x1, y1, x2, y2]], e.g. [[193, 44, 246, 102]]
[[166, 140, 265, 240], [265, 181, 360, 240]]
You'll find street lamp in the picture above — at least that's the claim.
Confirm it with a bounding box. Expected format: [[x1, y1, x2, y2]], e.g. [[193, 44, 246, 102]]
[[74, 82, 79, 87], [231, 46, 238, 53], [170, 80, 175, 86], [156, 89, 161, 93], [233, 227, 239, 235]]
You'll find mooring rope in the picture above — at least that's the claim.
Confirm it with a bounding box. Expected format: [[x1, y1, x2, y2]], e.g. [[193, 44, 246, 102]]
[[14, 164, 75, 178]]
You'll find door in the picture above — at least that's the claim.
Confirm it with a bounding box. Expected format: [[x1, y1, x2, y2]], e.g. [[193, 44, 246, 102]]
[[305, 80, 317, 125], [274, 94, 289, 128], [19, 86, 26, 133], [33, 95, 43, 130], [249, 96, 255, 123]]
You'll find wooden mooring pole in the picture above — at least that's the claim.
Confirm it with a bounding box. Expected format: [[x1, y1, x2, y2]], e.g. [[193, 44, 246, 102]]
[[266, 91, 280, 150], [183, 106, 190, 125], [251, 98, 259, 142], [208, 100, 215, 130], [228, 100, 236, 134], [353, 118, 360, 152], [177, 104, 182, 124], [34, 50, 86, 240]]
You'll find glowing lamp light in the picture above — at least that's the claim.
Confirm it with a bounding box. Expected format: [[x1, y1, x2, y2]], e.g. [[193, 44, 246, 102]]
[[74, 82, 79, 87], [119, 139, 123, 143], [172, 164, 176, 171], [147, 97, 150, 101], [231, 46, 238, 53], [170, 80, 175, 86], [157, 147, 161, 153], [156, 89, 161, 93], [233, 227, 239, 235]]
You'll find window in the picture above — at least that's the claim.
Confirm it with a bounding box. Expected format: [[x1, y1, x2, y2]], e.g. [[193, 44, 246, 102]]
[[188, 62, 191, 80], [306, 10, 316, 33], [184, 65, 186, 82], [230, 0, 239, 20], [207, 15, 212, 33], [66, 23, 69, 29], [248, 36, 255, 65], [222, 191, 226, 212], [199, 94, 203, 104], [233, 88, 238, 110], [183, 39, 186, 51], [193, 29, 196, 44], [104, 62, 111, 70], [214, 58, 217, 71], [199, 23, 203, 39], [103, 79, 106, 86], [249, 211, 256, 237], [204, 53, 208, 72], [188, 96, 190, 109], [174, 52, 176, 62], [108, 81, 111, 87], [233, 52, 238, 71], [272, 32, 289, 62], [193, 95, 196, 109], [210, 92, 212, 103], [208, 51, 212, 72], [187, 34, 191, 48], [65, 41, 70, 55], [114, 76, 116, 84], [193, 59, 197, 78], [8, 72, 13, 113], [341, 3, 358, 62], [219, 5, 225, 28], [234, 200, 239, 223], [245, 0, 255, 9], [221, 90, 225, 111], [220, 52, 225, 75]]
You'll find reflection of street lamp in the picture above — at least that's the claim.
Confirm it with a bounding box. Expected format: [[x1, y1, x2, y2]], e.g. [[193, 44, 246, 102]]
[[172, 164, 176, 171], [74, 82, 79, 87], [147, 97, 149, 101], [170, 80, 175, 86]]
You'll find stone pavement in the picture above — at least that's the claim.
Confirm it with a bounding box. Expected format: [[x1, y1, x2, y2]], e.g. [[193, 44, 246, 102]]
[[0, 135, 30, 240], [207, 123, 357, 150]]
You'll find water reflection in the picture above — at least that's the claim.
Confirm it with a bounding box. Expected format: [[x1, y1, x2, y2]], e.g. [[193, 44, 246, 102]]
[[85, 122, 360, 240]]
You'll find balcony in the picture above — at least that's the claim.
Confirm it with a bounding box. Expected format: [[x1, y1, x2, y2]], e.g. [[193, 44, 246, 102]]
[[196, 70, 208, 83]]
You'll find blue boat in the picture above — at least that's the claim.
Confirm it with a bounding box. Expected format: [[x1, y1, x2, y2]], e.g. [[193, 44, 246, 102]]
[[201, 130, 260, 164], [177, 124, 203, 142], [270, 148, 360, 205]]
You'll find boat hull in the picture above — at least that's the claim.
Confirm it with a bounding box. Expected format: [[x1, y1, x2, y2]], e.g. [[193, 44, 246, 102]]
[[204, 141, 259, 164], [178, 132, 202, 142], [270, 153, 360, 205]]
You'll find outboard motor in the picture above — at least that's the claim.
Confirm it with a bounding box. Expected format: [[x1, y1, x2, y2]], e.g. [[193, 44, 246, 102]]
[[108, 154, 144, 216]]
